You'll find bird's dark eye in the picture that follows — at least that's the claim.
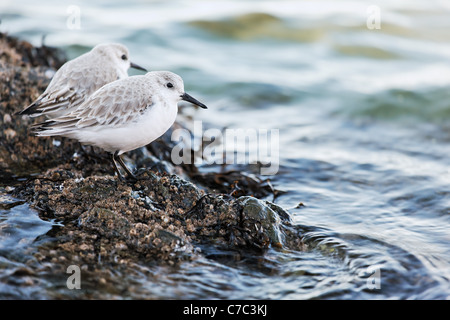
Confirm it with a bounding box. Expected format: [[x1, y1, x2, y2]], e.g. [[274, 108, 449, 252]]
[[167, 82, 173, 88], [121, 54, 127, 60]]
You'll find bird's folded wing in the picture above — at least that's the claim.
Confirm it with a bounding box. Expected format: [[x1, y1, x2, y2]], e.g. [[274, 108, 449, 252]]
[[20, 86, 84, 116], [33, 77, 153, 135], [19, 64, 118, 117]]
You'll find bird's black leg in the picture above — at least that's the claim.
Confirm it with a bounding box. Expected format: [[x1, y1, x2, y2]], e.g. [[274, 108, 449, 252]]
[[111, 152, 126, 181], [114, 151, 137, 181]]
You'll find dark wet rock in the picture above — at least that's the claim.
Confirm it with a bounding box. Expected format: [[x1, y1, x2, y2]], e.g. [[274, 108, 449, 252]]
[[2, 32, 306, 266], [12, 167, 306, 264], [0, 33, 66, 69], [0, 32, 80, 180]]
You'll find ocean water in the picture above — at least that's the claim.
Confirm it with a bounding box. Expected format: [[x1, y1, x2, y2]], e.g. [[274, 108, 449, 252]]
[[1, 0, 449, 299]]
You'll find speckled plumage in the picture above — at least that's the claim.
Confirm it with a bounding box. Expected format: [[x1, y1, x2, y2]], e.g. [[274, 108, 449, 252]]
[[18, 43, 145, 118]]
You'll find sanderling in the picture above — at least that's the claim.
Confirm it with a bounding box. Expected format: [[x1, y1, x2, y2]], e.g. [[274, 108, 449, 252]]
[[17, 43, 147, 118], [32, 71, 207, 181]]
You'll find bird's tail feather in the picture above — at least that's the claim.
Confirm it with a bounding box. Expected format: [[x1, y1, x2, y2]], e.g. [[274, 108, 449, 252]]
[[32, 118, 79, 136], [15, 100, 42, 116]]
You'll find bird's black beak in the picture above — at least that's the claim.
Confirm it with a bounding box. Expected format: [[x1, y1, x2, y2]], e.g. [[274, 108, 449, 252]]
[[130, 62, 147, 72], [181, 93, 207, 109]]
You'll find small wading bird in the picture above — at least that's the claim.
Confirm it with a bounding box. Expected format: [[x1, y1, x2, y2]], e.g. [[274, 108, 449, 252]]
[[31, 71, 207, 181], [17, 43, 147, 118]]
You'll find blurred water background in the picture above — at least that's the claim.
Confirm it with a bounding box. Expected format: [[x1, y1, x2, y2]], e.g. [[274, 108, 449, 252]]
[[0, 0, 449, 299]]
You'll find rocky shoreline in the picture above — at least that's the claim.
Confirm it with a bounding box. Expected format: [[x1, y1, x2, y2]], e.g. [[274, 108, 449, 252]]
[[1, 33, 306, 273]]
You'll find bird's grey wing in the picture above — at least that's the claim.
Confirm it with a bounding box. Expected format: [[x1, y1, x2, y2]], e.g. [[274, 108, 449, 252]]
[[76, 78, 153, 127], [19, 60, 119, 116], [34, 77, 153, 134]]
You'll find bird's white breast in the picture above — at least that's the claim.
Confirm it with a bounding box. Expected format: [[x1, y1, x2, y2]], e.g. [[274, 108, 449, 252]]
[[74, 100, 178, 154]]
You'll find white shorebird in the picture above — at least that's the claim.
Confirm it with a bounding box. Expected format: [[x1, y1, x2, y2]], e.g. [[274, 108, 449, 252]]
[[32, 71, 207, 181], [17, 43, 147, 118]]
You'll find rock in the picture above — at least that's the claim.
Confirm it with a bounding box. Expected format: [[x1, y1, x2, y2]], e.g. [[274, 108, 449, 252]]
[[0, 32, 82, 180], [12, 166, 306, 263]]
